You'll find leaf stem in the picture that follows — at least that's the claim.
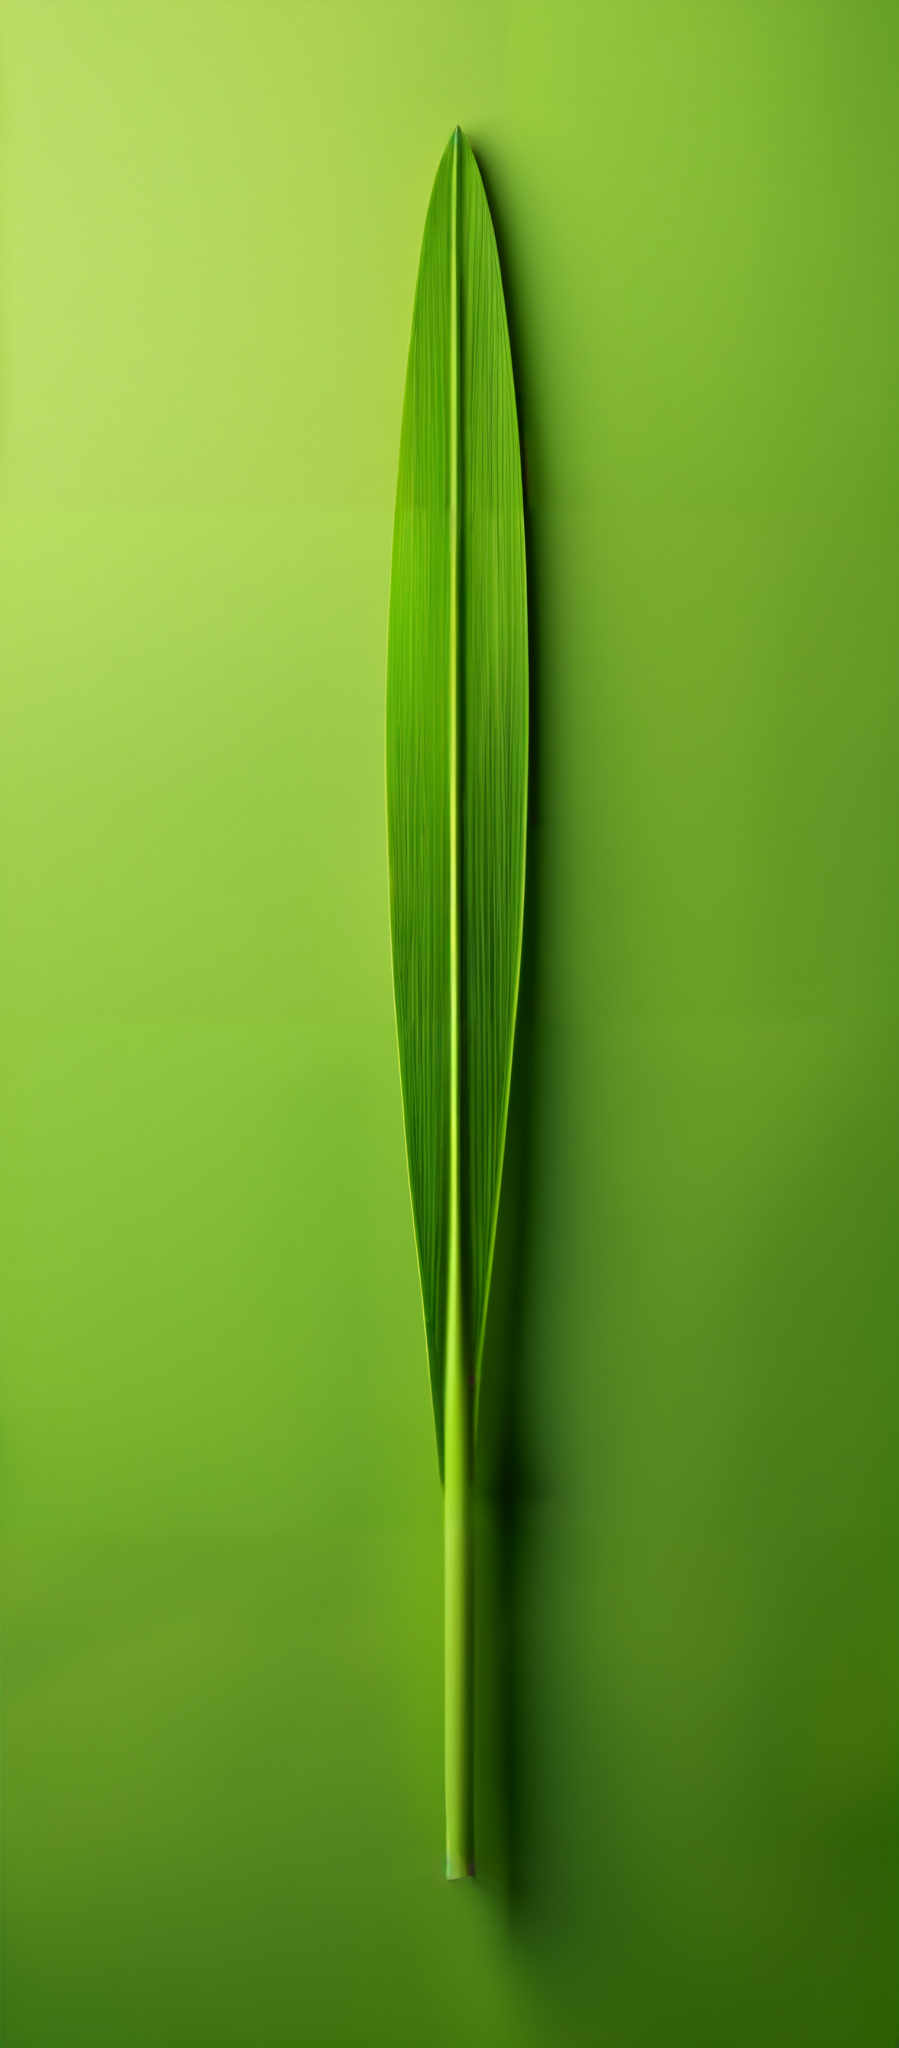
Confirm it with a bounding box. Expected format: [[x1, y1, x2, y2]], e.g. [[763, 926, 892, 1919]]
[[444, 1287, 473, 1878]]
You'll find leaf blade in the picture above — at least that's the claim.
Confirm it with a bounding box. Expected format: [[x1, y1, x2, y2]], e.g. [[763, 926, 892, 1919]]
[[386, 131, 527, 1469]]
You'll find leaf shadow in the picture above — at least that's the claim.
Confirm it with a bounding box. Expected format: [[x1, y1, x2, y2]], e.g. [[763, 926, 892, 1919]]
[[469, 137, 551, 1919]]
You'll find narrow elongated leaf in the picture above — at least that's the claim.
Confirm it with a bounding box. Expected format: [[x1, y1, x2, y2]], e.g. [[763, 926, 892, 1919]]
[[386, 131, 528, 1472]]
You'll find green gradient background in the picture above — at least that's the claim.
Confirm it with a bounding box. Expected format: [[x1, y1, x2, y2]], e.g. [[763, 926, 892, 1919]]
[[2, 3, 897, 2043]]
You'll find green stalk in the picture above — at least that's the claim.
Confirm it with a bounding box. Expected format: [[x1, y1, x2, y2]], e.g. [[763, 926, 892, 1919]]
[[443, 1277, 473, 1877], [443, 128, 473, 1882]]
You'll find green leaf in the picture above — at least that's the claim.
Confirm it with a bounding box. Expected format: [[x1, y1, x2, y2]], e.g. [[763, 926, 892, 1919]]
[[386, 130, 528, 1476]]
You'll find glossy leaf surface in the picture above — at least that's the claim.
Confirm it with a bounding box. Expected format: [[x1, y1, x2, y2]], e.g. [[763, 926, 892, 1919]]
[[386, 130, 528, 1470]]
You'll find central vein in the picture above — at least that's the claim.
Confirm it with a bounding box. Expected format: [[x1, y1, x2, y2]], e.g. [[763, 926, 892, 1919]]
[[447, 128, 461, 1355], [443, 124, 471, 1879]]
